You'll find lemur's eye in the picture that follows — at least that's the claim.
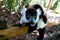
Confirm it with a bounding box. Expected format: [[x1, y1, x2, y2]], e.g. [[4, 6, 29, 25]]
[[34, 16, 37, 19]]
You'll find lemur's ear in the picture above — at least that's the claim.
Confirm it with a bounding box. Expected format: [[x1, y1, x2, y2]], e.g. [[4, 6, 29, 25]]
[[33, 4, 41, 9], [33, 4, 44, 15]]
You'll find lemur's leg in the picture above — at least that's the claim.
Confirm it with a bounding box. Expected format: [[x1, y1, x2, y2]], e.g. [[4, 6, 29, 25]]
[[27, 26, 36, 33], [27, 25, 37, 33], [37, 27, 45, 40]]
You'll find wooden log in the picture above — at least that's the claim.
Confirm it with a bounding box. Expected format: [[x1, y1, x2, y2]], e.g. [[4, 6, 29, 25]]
[[0, 26, 28, 40]]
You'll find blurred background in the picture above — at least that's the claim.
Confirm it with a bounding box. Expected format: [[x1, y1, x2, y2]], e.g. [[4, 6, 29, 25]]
[[0, 0, 60, 40]]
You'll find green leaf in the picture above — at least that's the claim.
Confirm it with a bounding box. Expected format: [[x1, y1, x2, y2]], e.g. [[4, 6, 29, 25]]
[[51, 0, 58, 10], [3, 0, 31, 12], [55, 24, 60, 31], [3, 0, 19, 12]]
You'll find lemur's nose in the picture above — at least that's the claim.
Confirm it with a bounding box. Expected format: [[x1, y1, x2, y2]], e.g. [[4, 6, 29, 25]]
[[29, 16, 34, 24]]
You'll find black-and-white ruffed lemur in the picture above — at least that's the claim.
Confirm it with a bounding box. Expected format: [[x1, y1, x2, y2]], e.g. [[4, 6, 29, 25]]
[[14, 4, 47, 40]]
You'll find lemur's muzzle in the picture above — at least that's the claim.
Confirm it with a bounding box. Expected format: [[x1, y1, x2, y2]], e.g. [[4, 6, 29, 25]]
[[29, 16, 34, 24]]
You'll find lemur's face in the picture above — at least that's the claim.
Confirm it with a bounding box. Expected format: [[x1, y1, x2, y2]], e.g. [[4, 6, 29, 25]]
[[25, 8, 42, 26], [26, 9, 37, 26]]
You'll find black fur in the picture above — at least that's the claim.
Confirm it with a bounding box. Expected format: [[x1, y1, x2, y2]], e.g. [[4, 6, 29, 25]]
[[37, 27, 45, 40], [33, 4, 44, 15], [27, 23, 37, 33], [40, 15, 47, 24], [26, 9, 37, 20], [33, 4, 47, 24]]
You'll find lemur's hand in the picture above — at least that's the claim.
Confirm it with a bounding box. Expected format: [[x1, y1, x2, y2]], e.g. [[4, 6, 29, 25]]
[[33, 30, 39, 36]]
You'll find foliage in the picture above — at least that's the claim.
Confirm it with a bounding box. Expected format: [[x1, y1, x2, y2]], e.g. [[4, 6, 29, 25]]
[[3, 0, 31, 12], [22, 0, 31, 6], [53, 10, 59, 14], [50, 0, 58, 10], [55, 24, 60, 31], [3, 0, 19, 12]]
